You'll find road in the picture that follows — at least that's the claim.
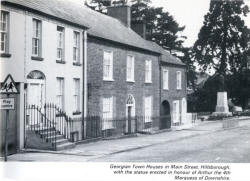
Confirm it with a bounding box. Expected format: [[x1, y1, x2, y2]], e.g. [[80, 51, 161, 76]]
[[91, 125, 250, 162], [6, 122, 250, 163]]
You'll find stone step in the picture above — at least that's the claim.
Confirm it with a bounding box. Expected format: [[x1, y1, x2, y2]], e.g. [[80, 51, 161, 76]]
[[55, 138, 69, 145], [45, 134, 64, 141], [33, 127, 55, 133], [56, 142, 75, 151], [40, 130, 57, 136]]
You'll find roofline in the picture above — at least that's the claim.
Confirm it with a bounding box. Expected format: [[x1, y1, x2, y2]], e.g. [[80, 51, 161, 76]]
[[1, 1, 89, 30], [88, 34, 161, 56], [160, 60, 186, 68]]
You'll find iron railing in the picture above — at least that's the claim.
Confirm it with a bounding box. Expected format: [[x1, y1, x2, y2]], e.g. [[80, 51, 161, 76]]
[[44, 104, 74, 140], [83, 115, 172, 139], [25, 103, 75, 150], [26, 104, 173, 145], [26, 104, 57, 150]]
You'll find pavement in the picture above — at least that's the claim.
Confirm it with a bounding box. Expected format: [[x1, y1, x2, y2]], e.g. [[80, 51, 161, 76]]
[[4, 116, 250, 162]]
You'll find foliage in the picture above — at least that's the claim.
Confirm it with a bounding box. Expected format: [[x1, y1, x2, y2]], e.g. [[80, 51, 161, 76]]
[[193, 0, 250, 75], [187, 75, 218, 112], [226, 69, 250, 109], [179, 47, 197, 89]]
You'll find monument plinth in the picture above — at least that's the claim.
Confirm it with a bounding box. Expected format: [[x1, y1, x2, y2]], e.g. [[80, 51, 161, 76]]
[[212, 92, 232, 117]]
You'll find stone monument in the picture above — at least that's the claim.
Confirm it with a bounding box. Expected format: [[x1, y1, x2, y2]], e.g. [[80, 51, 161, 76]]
[[211, 74, 232, 117]]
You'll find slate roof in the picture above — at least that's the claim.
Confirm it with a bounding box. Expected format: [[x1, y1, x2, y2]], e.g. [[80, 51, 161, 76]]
[[152, 42, 186, 66], [1, 0, 185, 65]]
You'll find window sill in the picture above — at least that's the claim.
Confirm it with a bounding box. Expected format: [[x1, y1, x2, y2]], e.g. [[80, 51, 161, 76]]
[[56, 60, 66, 64], [0, 53, 11, 58], [73, 62, 82, 66], [145, 81, 152, 84], [126, 80, 135, 83], [73, 111, 81, 115], [31, 56, 44, 61], [103, 79, 114, 82], [176, 88, 182, 90], [163, 88, 169, 91]]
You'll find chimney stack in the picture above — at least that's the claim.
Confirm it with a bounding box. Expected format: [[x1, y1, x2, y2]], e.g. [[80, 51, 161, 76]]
[[131, 19, 146, 39], [107, 5, 131, 28]]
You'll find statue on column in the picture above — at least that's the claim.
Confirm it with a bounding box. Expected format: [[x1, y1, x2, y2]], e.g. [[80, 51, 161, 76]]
[[211, 73, 232, 117], [218, 74, 225, 92]]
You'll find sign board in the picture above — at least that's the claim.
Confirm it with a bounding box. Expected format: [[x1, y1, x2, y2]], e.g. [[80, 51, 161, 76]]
[[0, 98, 15, 110], [0, 74, 19, 94]]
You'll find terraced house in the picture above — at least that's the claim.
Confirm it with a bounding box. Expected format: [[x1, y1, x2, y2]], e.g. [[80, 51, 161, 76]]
[[0, 0, 187, 154], [0, 0, 87, 153], [86, 4, 187, 135]]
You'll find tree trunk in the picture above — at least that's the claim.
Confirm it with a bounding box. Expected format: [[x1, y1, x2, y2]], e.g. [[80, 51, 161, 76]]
[[219, 17, 228, 75]]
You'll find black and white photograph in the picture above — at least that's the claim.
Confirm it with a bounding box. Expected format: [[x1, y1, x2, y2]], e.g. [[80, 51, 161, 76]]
[[0, 0, 250, 180]]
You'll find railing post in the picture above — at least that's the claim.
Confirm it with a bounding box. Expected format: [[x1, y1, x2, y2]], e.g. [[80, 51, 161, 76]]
[[135, 116, 138, 133]]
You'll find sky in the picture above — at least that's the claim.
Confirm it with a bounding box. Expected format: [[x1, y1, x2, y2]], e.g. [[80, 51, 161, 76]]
[[151, 0, 250, 47], [82, 0, 250, 47]]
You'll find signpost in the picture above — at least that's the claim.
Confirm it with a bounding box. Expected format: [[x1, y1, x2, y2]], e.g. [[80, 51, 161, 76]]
[[0, 98, 15, 110], [0, 74, 19, 162]]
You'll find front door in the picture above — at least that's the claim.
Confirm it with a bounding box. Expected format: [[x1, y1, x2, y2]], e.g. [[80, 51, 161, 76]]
[[160, 100, 171, 129], [27, 79, 45, 108], [126, 94, 135, 134], [127, 106, 132, 134]]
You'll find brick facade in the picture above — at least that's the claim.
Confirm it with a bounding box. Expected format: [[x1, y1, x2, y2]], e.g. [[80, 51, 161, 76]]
[[160, 63, 187, 125], [87, 36, 187, 125], [87, 37, 160, 119]]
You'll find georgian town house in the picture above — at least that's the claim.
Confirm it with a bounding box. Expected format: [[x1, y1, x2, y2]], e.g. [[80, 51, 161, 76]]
[[0, 0, 87, 153], [0, 0, 187, 154]]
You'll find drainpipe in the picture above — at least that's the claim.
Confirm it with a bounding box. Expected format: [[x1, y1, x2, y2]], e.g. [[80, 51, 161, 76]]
[[159, 55, 162, 116], [20, 11, 28, 150], [82, 30, 88, 139]]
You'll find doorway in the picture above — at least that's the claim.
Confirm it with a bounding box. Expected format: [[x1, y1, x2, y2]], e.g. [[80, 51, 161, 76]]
[[160, 100, 171, 129], [26, 70, 45, 108], [126, 94, 135, 133]]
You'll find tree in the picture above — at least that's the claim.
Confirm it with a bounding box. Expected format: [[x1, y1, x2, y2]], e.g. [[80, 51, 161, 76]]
[[85, 0, 128, 13], [84, 0, 111, 13], [180, 47, 197, 89], [193, 0, 250, 75], [149, 10, 186, 55], [130, 1, 186, 55]]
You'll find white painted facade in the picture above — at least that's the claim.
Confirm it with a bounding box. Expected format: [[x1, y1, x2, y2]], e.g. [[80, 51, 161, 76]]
[[0, 5, 86, 149]]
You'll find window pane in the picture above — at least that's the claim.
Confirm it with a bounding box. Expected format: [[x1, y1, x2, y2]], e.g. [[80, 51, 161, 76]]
[[73, 32, 79, 62], [1, 33, 6, 52], [163, 69, 168, 89], [127, 56, 134, 81], [144, 96, 152, 122], [103, 51, 112, 80], [145, 60, 152, 82], [32, 19, 41, 56], [102, 97, 113, 130], [177, 71, 181, 89], [1, 12, 8, 32], [57, 48, 62, 59], [73, 79, 80, 111], [56, 78, 64, 109], [0, 12, 8, 53], [173, 101, 180, 123]]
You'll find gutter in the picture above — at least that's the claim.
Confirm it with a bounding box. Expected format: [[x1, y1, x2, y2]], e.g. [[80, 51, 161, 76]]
[[87, 34, 161, 56]]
